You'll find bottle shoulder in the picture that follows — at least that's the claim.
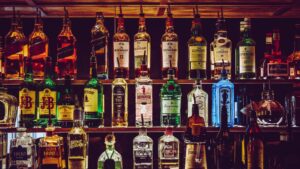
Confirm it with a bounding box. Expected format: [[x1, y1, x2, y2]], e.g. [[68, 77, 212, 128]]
[[113, 32, 130, 41], [29, 30, 48, 43], [133, 134, 153, 144], [161, 32, 178, 41], [112, 78, 127, 85], [236, 38, 256, 47], [188, 36, 207, 46], [134, 32, 151, 41]]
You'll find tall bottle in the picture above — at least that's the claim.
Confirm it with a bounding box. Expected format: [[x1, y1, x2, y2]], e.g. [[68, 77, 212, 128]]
[[134, 4, 151, 77], [235, 18, 256, 79], [161, 5, 178, 79], [188, 6, 207, 79], [0, 36, 4, 78], [288, 24, 300, 79], [19, 57, 36, 128], [84, 49, 104, 127], [91, 12, 109, 79], [212, 62, 234, 127], [259, 33, 272, 79], [113, 6, 130, 79], [29, 8, 49, 79], [57, 7, 77, 79]]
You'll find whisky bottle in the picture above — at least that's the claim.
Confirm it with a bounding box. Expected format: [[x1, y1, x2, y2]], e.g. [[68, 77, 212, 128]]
[[113, 6, 130, 79], [161, 5, 178, 79], [91, 12, 109, 79], [84, 50, 104, 127], [57, 75, 75, 128], [288, 24, 300, 79], [16, 11, 28, 59], [158, 127, 180, 169], [98, 134, 123, 169], [19, 57, 36, 128], [57, 7, 77, 79], [134, 4, 151, 77], [235, 18, 256, 79], [259, 33, 272, 79], [188, 6, 207, 79]]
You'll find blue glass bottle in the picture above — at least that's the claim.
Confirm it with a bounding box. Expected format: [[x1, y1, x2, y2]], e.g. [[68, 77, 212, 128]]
[[212, 62, 234, 127]]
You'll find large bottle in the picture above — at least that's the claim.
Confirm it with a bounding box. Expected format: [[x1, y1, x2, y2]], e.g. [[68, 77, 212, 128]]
[[57, 7, 77, 79], [91, 12, 109, 79], [29, 8, 49, 79]]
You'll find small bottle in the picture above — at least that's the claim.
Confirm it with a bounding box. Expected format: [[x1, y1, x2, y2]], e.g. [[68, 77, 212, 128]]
[[259, 33, 272, 79]]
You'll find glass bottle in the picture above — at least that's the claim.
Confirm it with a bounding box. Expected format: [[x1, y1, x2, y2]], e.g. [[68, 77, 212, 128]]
[[113, 6, 130, 79], [134, 5, 151, 77], [235, 18, 256, 79], [158, 127, 180, 169], [161, 5, 178, 79], [0, 36, 4, 78], [212, 62, 235, 127], [91, 12, 109, 79], [160, 66, 181, 127], [16, 11, 28, 60], [259, 33, 272, 79], [57, 7, 77, 79], [188, 7, 207, 79], [84, 50, 104, 127], [29, 8, 49, 79], [235, 86, 250, 126], [98, 134, 123, 169], [288, 24, 300, 79], [285, 87, 300, 127], [19, 57, 36, 128]]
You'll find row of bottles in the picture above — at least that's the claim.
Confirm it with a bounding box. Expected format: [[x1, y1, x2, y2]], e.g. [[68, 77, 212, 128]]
[[2, 6, 300, 80]]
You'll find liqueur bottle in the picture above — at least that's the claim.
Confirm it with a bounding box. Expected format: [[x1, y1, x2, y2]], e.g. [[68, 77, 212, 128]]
[[29, 8, 49, 79], [188, 6, 207, 79], [134, 4, 151, 77], [235, 18, 256, 79], [57, 7, 77, 79], [84, 49, 104, 127], [113, 6, 130, 79], [259, 33, 272, 79], [288, 24, 300, 79], [91, 12, 109, 79], [161, 5, 178, 79], [98, 134, 123, 169]]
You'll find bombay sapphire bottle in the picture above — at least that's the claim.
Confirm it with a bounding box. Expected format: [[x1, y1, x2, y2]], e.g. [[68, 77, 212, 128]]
[[212, 62, 234, 127]]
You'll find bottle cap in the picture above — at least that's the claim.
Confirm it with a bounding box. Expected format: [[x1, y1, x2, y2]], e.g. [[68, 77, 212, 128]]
[[105, 134, 116, 145]]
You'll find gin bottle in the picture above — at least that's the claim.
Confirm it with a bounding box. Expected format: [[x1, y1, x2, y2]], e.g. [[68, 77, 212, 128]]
[[98, 134, 123, 169]]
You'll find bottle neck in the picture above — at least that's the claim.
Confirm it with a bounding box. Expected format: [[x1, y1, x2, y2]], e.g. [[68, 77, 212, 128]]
[[96, 17, 105, 26], [117, 17, 125, 33], [165, 16, 174, 33], [10, 23, 18, 31], [90, 62, 97, 78], [45, 62, 52, 79], [33, 23, 43, 31], [242, 26, 251, 39], [191, 19, 202, 36], [261, 90, 274, 100], [139, 127, 147, 135], [168, 74, 175, 80], [138, 16, 146, 32]]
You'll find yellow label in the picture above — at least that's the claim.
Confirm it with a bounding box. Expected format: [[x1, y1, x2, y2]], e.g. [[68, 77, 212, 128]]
[[84, 88, 98, 112], [239, 46, 256, 73], [38, 88, 57, 116], [57, 105, 74, 121], [19, 88, 36, 115], [189, 46, 207, 70]]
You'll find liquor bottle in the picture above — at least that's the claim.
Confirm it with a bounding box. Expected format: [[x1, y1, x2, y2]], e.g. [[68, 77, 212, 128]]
[[288, 24, 300, 79], [235, 86, 250, 126], [158, 127, 180, 169], [91, 12, 109, 79], [214, 90, 234, 169], [68, 98, 88, 169], [16, 11, 28, 59], [160, 63, 181, 127], [259, 33, 272, 79], [134, 4, 151, 77], [136, 54, 153, 127], [84, 49, 104, 127], [57, 75, 75, 128], [211, 9, 232, 79], [19, 57, 36, 128], [38, 57, 58, 127], [29, 9, 49, 79], [161, 5, 178, 79], [112, 59, 128, 127], [212, 61, 234, 127], [57, 7, 77, 79], [187, 79, 208, 126], [188, 6, 207, 79], [98, 134, 123, 169], [113, 6, 130, 79], [235, 18, 256, 79]]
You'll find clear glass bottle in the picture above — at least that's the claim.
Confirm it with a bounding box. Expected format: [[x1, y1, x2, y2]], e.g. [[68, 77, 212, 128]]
[[158, 127, 180, 169], [188, 7, 207, 79], [285, 87, 300, 127], [91, 12, 109, 79], [98, 134, 123, 169], [57, 7, 77, 79], [259, 33, 272, 79], [29, 9, 49, 79], [134, 5, 151, 77], [161, 5, 178, 79], [235, 18, 256, 79], [288, 24, 300, 79]]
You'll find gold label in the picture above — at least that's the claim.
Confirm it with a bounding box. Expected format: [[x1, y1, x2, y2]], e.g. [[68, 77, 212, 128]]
[[184, 143, 207, 169], [214, 47, 231, 63], [84, 88, 98, 112], [57, 105, 74, 121], [189, 46, 207, 70], [39, 89, 56, 116], [19, 88, 35, 115], [239, 46, 256, 73]]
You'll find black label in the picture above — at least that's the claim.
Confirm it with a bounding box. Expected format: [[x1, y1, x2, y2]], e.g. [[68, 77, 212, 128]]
[[57, 45, 74, 59], [92, 35, 106, 51], [5, 40, 22, 57], [113, 86, 125, 118], [11, 146, 27, 161], [104, 159, 115, 169], [30, 38, 46, 57], [267, 63, 288, 77], [134, 149, 152, 163], [0, 101, 5, 121], [69, 134, 85, 157]]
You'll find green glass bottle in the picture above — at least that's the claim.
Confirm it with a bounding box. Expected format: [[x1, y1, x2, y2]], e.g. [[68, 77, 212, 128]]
[[38, 57, 58, 127], [84, 50, 104, 127]]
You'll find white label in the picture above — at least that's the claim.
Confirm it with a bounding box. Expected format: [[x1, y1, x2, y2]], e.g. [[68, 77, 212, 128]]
[[162, 41, 178, 68], [114, 42, 129, 68], [136, 85, 153, 123], [239, 46, 256, 73]]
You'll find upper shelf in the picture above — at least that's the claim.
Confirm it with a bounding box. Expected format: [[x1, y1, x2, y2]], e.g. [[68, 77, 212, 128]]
[[0, 0, 299, 18]]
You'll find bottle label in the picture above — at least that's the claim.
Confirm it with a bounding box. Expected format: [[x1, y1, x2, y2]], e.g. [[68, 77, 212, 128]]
[[184, 143, 207, 169], [134, 41, 150, 68], [214, 47, 231, 64], [162, 41, 178, 68], [41, 146, 60, 159], [189, 46, 207, 70], [19, 88, 36, 115], [290, 67, 295, 77], [114, 42, 129, 68], [57, 44, 75, 59], [267, 62, 288, 77], [160, 142, 178, 158], [38, 89, 57, 116], [219, 87, 232, 120], [84, 88, 98, 113], [136, 85, 152, 123], [11, 146, 27, 161], [92, 35, 107, 69], [69, 134, 86, 158], [188, 93, 208, 123], [133, 142, 152, 164], [5, 42, 23, 58], [113, 85, 125, 118], [57, 105, 75, 121], [161, 99, 181, 114], [239, 46, 256, 73], [29, 38, 47, 59]]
